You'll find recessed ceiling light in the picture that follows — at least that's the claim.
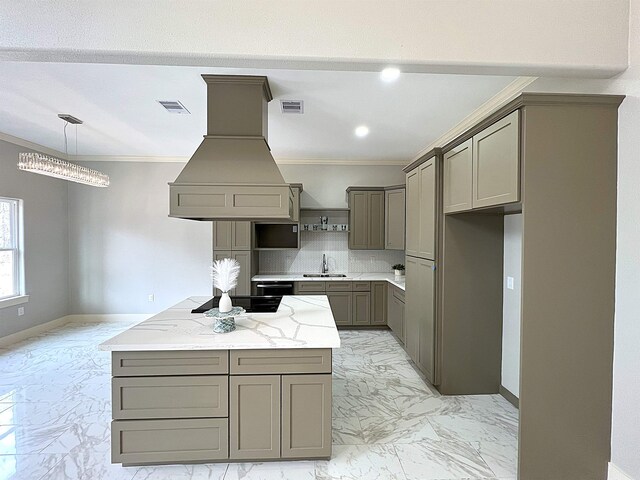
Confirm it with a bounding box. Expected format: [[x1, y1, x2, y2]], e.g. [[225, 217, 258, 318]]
[[380, 67, 400, 82], [355, 125, 369, 137]]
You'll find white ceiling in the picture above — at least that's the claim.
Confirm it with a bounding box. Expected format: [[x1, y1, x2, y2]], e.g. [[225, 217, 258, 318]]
[[0, 62, 515, 164]]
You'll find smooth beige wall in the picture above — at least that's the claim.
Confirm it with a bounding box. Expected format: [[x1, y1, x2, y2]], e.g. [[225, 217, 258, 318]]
[[68, 162, 212, 314], [277, 164, 405, 208], [0, 139, 69, 337], [0, 1, 628, 77], [525, 1, 640, 475]]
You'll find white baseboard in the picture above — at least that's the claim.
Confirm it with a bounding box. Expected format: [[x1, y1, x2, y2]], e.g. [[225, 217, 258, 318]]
[[65, 314, 150, 324], [0, 315, 71, 348], [609, 462, 634, 480], [0, 314, 151, 348]]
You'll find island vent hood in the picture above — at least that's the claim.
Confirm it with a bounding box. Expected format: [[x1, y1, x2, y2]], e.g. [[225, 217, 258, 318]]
[[169, 75, 293, 221]]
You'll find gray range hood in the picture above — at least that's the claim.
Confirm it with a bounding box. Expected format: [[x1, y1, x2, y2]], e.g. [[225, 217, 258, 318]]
[[169, 75, 293, 221]]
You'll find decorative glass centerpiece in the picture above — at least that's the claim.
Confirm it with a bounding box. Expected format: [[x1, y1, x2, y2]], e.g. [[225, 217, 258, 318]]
[[208, 258, 243, 333]]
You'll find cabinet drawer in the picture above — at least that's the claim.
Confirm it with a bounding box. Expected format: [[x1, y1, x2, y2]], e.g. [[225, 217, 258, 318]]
[[112, 376, 228, 419], [112, 418, 228, 465], [352, 281, 371, 292], [230, 349, 332, 374], [392, 286, 405, 303], [112, 350, 229, 376], [295, 281, 326, 294], [326, 282, 352, 292]]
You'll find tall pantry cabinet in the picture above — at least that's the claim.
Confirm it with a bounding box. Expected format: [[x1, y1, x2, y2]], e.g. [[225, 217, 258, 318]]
[[403, 154, 439, 384]]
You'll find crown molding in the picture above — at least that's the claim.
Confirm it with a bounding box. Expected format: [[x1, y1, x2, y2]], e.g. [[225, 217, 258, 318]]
[[409, 76, 538, 164], [72, 155, 408, 166]]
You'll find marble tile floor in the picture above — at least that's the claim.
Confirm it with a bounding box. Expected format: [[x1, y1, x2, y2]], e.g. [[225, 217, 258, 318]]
[[0, 322, 518, 480]]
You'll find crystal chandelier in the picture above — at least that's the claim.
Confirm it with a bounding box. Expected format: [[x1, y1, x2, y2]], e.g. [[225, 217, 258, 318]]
[[17, 115, 110, 188]]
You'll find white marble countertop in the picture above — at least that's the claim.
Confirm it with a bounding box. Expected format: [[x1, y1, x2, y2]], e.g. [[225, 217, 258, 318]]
[[252, 272, 406, 291], [99, 296, 341, 352]]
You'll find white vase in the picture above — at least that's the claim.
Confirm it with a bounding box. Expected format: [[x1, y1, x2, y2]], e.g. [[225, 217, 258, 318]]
[[219, 292, 232, 313]]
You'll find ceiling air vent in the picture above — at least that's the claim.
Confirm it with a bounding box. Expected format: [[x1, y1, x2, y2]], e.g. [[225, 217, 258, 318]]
[[158, 100, 190, 114], [280, 100, 304, 114]]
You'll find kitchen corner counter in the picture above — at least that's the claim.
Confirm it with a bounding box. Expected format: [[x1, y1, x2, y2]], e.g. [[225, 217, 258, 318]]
[[99, 295, 341, 351], [252, 272, 406, 291]]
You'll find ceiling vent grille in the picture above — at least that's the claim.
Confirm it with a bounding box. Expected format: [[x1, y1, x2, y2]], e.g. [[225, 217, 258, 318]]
[[158, 100, 190, 114], [280, 100, 304, 114]]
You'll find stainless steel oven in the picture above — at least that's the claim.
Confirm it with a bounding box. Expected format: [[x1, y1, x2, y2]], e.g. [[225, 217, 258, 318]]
[[255, 281, 294, 296]]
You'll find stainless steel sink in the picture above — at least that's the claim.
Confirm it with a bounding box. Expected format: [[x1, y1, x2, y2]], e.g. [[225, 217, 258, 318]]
[[303, 274, 347, 278]]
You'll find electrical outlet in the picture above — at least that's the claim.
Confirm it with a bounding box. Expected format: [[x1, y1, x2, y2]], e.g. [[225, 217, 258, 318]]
[[369, 256, 376, 263], [148, 294, 155, 302], [507, 277, 515, 290], [17, 307, 24, 316]]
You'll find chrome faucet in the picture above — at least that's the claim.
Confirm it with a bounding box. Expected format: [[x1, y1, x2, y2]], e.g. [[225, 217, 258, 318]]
[[322, 254, 329, 274]]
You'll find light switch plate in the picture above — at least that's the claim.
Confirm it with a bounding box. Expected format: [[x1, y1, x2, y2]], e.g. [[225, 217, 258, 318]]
[[17, 307, 24, 316], [507, 277, 515, 290]]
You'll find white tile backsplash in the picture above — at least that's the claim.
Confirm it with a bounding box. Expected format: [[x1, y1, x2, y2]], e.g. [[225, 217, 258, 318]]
[[258, 231, 405, 274]]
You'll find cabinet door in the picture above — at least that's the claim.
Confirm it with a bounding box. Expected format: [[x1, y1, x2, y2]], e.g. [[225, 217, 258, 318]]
[[213, 221, 233, 250], [418, 159, 436, 260], [397, 296, 405, 345], [352, 291, 371, 325], [473, 110, 520, 208], [371, 281, 387, 325], [291, 186, 301, 222], [405, 170, 420, 257], [387, 286, 405, 343], [349, 191, 369, 249], [404, 256, 419, 362], [417, 258, 436, 383], [232, 251, 251, 296], [328, 292, 352, 326], [230, 375, 280, 460], [443, 139, 473, 213], [232, 221, 252, 250], [385, 188, 406, 250], [368, 191, 385, 249], [282, 374, 332, 458], [214, 250, 232, 296]]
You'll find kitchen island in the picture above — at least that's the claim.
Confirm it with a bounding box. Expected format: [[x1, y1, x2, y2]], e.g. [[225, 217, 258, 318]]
[[99, 295, 340, 466]]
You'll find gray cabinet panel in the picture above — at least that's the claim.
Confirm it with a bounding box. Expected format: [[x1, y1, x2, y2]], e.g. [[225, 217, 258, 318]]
[[232, 221, 252, 250], [230, 349, 332, 375], [328, 292, 352, 326], [417, 258, 436, 382], [282, 374, 332, 459], [443, 139, 473, 213], [348, 191, 369, 249], [405, 170, 420, 257], [387, 286, 405, 344], [230, 375, 281, 459], [112, 350, 229, 377], [294, 281, 326, 294], [213, 221, 233, 251], [326, 281, 352, 292], [232, 251, 251, 296], [472, 110, 520, 208], [404, 256, 420, 362], [371, 281, 387, 325], [385, 188, 406, 250], [112, 418, 228, 465], [368, 191, 385, 249], [352, 281, 370, 292], [352, 291, 371, 325], [418, 160, 436, 260], [112, 375, 228, 419]]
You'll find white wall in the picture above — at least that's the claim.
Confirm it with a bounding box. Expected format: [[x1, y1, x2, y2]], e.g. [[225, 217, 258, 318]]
[[0, 1, 628, 77], [68, 162, 212, 314], [525, 1, 640, 475], [501, 214, 522, 398], [278, 164, 406, 208], [0, 139, 69, 337]]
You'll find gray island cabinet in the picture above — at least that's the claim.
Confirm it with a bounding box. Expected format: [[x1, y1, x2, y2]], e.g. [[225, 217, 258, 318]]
[[100, 296, 340, 466]]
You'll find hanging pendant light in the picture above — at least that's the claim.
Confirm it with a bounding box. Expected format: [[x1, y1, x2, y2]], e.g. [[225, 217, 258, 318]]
[[17, 115, 110, 187]]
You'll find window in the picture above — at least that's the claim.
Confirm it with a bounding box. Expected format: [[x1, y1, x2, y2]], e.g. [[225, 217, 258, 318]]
[[0, 197, 23, 301]]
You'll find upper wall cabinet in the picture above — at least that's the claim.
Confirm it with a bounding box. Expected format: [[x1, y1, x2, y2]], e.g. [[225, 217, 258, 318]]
[[472, 111, 520, 208], [290, 184, 303, 223], [213, 221, 252, 251], [406, 158, 436, 260], [385, 187, 406, 250], [347, 188, 385, 250], [443, 139, 473, 214], [443, 110, 520, 214]]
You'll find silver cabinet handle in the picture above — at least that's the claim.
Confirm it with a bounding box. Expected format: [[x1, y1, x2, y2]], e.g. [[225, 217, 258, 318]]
[[256, 284, 293, 288]]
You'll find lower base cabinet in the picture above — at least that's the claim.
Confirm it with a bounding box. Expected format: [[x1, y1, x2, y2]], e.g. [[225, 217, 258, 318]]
[[327, 292, 352, 325], [387, 285, 405, 343], [110, 349, 332, 465]]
